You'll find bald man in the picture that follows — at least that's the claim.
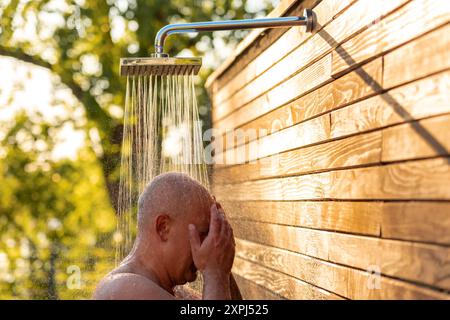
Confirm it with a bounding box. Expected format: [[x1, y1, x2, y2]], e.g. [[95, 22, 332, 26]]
[[93, 172, 242, 300]]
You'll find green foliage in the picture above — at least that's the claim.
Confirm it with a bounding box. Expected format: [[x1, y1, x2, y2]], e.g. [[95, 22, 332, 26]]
[[0, 0, 276, 299], [0, 112, 116, 299]]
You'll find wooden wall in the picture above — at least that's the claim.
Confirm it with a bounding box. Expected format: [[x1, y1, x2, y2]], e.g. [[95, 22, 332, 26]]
[[206, 0, 450, 299]]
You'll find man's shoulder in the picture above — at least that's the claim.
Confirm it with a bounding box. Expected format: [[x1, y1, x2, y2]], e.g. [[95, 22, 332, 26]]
[[92, 272, 174, 300]]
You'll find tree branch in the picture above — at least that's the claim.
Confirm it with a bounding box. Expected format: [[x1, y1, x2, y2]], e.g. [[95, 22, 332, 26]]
[[0, 45, 114, 134], [0, 46, 52, 69], [0, 44, 122, 213]]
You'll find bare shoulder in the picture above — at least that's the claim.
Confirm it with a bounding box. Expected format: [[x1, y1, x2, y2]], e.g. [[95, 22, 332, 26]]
[[92, 272, 174, 300]]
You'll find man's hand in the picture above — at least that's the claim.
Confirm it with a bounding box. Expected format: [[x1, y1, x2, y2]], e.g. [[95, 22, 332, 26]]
[[188, 202, 236, 299], [188, 202, 235, 276]]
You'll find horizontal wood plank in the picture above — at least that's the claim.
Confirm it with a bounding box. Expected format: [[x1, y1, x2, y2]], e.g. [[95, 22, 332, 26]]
[[232, 256, 344, 300], [233, 274, 285, 300], [235, 238, 349, 297], [236, 238, 449, 299], [332, 0, 450, 76], [214, 130, 381, 183], [230, 220, 450, 290], [331, 70, 450, 138], [384, 23, 450, 88], [222, 200, 381, 236], [215, 114, 331, 165], [212, 0, 356, 105], [347, 269, 449, 300], [328, 232, 450, 291], [382, 202, 450, 245], [382, 114, 450, 162], [213, 0, 410, 122], [214, 158, 450, 201]]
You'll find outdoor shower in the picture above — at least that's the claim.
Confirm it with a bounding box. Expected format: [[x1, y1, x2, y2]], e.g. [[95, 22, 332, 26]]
[[119, 9, 315, 76], [115, 8, 315, 262]]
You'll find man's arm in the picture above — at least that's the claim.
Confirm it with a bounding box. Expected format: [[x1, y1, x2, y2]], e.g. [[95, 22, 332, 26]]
[[230, 273, 243, 300]]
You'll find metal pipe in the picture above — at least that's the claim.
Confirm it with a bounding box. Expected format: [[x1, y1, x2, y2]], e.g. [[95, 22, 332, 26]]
[[154, 9, 314, 57]]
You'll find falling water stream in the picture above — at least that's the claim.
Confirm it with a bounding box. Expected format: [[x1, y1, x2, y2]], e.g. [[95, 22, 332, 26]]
[[116, 73, 209, 291]]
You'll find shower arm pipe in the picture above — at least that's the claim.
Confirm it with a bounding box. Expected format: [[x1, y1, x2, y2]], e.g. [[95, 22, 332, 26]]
[[154, 9, 314, 57]]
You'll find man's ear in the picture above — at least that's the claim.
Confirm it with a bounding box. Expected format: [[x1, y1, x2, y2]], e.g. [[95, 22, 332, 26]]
[[155, 214, 171, 241]]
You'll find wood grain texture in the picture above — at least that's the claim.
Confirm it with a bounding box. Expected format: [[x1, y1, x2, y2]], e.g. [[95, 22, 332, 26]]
[[214, 130, 381, 183], [382, 114, 450, 162], [384, 23, 450, 88], [212, 0, 355, 106], [214, 158, 450, 201], [208, 0, 450, 300], [221, 200, 381, 236], [382, 202, 450, 246], [233, 274, 285, 300], [216, 58, 382, 149], [244, 58, 382, 134], [212, 0, 410, 122], [215, 54, 333, 133], [331, 70, 450, 138], [332, 0, 450, 76], [206, 0, 320, 92], [215, 114, 330, 165], [231, 221, 450, 290], [231, 220, 330, 260], [214, 171, 332, 201], [328, 232, 450, 291], [235, 238, 349, 297], [347, 269, 449, 300], [236, 239, 449, 299], [232, 257, 344, 300]]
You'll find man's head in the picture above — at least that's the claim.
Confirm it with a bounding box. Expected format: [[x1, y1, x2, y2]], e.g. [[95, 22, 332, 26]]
[[136, 172, 213, 285]]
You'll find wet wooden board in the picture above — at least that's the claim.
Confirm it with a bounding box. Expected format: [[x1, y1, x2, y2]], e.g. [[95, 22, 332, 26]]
[[223, 58, 383, 140], [212, 0, 410, 122], [381, 202, 450, 246], [382, 114, 450, 162], [221, 200, 382, 236], [214, 114, 330, 165], [236, 239, 450, 299], [332, 0, 450, 76], [211, 0, 356, 105], [208, 0, 450, 300], [232, 257, 344, 300], [214, 130, 382, 183], [233, 274, 285, 300], [214, 158, 450, 201], [230, 221, 450, 290], [331, 70, 450, 138]]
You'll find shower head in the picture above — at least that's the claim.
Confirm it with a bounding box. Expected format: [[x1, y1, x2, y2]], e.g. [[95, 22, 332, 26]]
[[119, 55, 202, 76], [119, 9, 314, 77]]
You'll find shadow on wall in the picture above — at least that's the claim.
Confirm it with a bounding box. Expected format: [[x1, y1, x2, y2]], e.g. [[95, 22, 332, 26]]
[[315, 20, 450, 164]]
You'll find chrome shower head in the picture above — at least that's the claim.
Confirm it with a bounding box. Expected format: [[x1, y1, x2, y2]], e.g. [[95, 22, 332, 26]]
[[119, 9, 314, 77], [119, 56, 202, 76]]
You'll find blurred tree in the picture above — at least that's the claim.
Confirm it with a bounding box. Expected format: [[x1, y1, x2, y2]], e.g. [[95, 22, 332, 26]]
[[0, 0, 277, 299], [0, 111, 117, 299], [0, 0, 275, 212]]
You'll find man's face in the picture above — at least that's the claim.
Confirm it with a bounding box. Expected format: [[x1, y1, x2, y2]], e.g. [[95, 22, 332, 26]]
[[168, 197, 211, 285]]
